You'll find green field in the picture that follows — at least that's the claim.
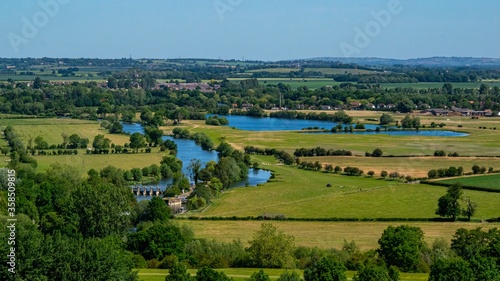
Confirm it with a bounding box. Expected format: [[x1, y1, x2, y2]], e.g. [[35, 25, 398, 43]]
[[436, 173, 500, 190], [137, 268, 428, 281], [35, 152, 166, 176], [0, 118, 168, 174], [303, 68, 381, 75], [184, 155, 500, 220], [247, 68, 299, 73]]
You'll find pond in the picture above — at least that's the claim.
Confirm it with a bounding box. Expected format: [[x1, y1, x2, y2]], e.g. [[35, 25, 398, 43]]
[[120, 122, 272, 200], [210, 115, 469, 137]]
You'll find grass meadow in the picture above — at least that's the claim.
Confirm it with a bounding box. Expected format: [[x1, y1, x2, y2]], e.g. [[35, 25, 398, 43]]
[[436, 173, 500, 190], [184, 155, 500, 220], [0, 118, 167, 174]]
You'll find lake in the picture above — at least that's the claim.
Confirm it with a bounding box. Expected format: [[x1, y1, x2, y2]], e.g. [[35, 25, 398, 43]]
[[211, 115, 469, 137], [120, 122, 272, 200]]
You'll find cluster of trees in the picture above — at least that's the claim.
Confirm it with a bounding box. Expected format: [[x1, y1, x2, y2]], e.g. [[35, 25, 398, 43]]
[[34, 149, 78, 156], [427, 166, 464, 179], [205, 115, 229, 126], [472, 164, 490, 174], [244, 146, 295, 165], [365, 148, 383, 157], [270, 110, 353, 124], [100, 119, 124, 134], [294, 147, 352, 157], [433, 150, 459, 157], [172, 128, 214, 151], [379, 113, 394, 125], [343, 166, 364, 176], [2, 126, 37, 168], [435, 184, 477, 221], [400, 115, 421, 129]]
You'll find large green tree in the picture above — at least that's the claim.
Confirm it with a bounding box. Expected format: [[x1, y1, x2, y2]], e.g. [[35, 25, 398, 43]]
[[127, 222, 190, 260], [435, 183, 472, 221], [246, 223, 296, 269], [72, 181, 133, 238], [378, 225, 425, 272], [379, 113, 393, 125], [141, 196, 171, 222], [129, 132, 146, 152]]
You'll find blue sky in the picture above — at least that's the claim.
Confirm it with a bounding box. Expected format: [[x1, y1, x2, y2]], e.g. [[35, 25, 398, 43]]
[[1, 0, 499, 60]]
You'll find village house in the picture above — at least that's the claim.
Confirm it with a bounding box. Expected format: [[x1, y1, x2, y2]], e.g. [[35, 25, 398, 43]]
[[163, 197, 183, 213]]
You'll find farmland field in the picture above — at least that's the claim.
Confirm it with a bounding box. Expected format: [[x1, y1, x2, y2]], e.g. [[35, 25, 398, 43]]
[[178, 220, 499, 251], [184, 155, 500, 220], [436, 173, 500, 190], [299, 156, 500, 178]]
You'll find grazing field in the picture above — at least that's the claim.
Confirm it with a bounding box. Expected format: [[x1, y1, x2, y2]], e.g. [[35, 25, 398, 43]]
[[184, 155, 500, 220], [247, 67, 299, 73], [137, 268, 428, 281], [0, 118, 166, 174], [299, 156, 500, 178], [35, 152, 165, 176], [304, 68, 382, 75], [178, 220, 499, 251], [436, 173, 500, 190], [0, 118, 130, 146]]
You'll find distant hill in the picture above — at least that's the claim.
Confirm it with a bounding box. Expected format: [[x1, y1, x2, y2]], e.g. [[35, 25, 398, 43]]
[[308, 57, 500, 68]]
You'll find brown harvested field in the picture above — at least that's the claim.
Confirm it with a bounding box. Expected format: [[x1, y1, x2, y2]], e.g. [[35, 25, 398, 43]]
[[179, 220, 500, 251], [300, 156, 500, 178]]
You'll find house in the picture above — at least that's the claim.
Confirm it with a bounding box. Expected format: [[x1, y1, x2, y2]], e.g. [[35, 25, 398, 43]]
[[321, 105, 332, 110], [350, 101, 362, 110], [164, 197, 183, 213], [241, 103, 253, 109], [366, 103, 375, 109]]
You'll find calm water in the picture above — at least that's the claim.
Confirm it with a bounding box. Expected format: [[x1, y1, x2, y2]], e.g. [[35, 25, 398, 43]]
[[211, 115, 469, 137], [120, 122, 271, 200]]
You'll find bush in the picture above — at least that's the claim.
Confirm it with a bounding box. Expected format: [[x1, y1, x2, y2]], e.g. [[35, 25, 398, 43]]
[[371, 148, 383, 157], [434, 150, 446, 157]]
